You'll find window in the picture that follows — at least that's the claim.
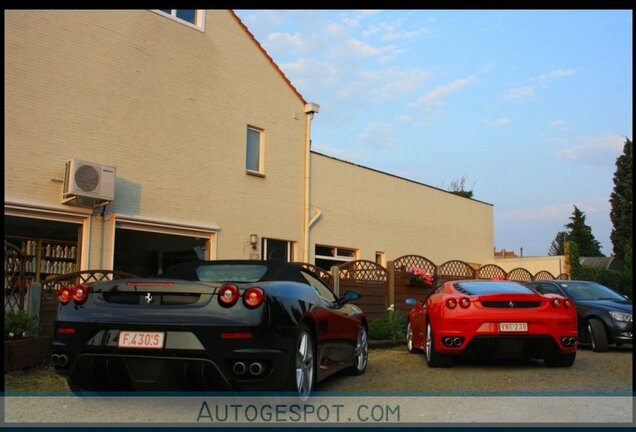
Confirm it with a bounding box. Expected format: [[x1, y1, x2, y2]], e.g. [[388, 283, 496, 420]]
[[154, 10, 206, 31], [531, 283, 563, 296], [315, 245, 357, 270], [301, 271, 337, 304], [246, 126, 264, 175], [375, 251, 385, 266], [262, 238, 293, 262]]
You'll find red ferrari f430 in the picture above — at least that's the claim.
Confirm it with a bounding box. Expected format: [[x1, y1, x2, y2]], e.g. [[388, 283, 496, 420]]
[[406, 280, 578, 367]]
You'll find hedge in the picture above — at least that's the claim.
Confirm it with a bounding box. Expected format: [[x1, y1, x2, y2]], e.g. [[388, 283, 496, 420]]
[[572, 266, 633, 298]]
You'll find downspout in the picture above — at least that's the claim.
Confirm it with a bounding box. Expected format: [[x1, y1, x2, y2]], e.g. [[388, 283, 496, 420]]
[[303, 102, 320, 262]]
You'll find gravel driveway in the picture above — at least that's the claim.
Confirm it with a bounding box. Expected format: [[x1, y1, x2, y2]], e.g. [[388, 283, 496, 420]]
[[316, 344, 633, 393]]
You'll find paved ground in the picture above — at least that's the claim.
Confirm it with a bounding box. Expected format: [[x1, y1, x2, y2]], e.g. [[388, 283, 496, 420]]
[[316, 344, 633, 393]]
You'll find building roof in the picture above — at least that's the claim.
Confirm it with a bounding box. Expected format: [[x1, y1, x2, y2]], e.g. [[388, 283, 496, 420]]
[[228, 11, 307, 105], [579, 256, 622, 271]]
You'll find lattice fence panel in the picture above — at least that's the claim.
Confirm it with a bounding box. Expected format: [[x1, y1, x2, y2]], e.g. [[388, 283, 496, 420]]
[[557, 273, 570, 280], [338, 260, 388, 282], [533, 270, 556, 281], [477, 264, 508, 280], [393, 255, 437, 275], [507, 267, 533, 282], [337, 260, 388, 320], [4, 241, 27, 312], [437, 260, 476, 282]]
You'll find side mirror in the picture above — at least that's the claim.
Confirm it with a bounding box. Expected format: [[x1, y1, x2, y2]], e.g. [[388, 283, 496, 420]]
[[338, 290, 361, 305]]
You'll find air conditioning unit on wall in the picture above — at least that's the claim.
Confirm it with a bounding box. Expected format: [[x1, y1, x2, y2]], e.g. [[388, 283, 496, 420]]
[[62, 159, 116, 207]]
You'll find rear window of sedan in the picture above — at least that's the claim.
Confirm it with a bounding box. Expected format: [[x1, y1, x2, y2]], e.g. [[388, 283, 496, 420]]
[[455, 281, 536, 296], [195, 264, 268, 283]]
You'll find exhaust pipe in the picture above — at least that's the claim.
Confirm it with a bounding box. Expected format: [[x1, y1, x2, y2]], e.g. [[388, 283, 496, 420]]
[[233, 362, 247, 376], [443, 337, 454, 347], [51, 354, 69, 367], [249, 362, 264, 376], [561, 337, 577, 347], [453, 337, 462, 347]]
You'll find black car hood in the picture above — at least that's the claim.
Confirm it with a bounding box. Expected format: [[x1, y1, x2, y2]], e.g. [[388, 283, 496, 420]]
[[575, 299, 632, 313]]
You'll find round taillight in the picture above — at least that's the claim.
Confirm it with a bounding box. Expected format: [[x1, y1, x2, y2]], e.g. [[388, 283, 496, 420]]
[[459, 297, 471, 309], [563, 299, 573, 309], [551, 298, 561, 308], [72, 284, 89, 304], [243, 287, 265, 308], [218, 285, 240, 307], [445, 298, 458, 309], [58, 286, 72, 305]]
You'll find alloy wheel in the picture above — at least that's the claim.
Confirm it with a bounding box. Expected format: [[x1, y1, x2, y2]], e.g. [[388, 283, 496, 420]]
[[425, 323, 432, 361], [353, 326, 369, 372], [295, 331, 314, 398]]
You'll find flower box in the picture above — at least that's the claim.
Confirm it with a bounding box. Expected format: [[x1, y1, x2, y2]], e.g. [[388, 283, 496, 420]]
[[406, 267, 435, 288]]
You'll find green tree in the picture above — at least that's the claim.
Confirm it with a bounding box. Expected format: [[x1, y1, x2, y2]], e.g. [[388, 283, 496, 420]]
[[548, 231, 568, 256], [565, 205, 604, 257], [609, 138, 632, 263]]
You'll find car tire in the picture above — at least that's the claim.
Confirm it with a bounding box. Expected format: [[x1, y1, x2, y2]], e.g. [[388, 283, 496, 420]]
[[286, 323, 315, 398], [425, 322, 452, 368], [545, 351, 576, 367], [587, 318, 609, 352], [347, 324, 368, 375], [407, 322, 422, 354]]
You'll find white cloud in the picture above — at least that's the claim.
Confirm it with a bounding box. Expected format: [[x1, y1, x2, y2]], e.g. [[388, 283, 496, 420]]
[[554, 135, 625, 168], [483, 118, 511, 127], [358, 122, 397, 150], [533, 68, 576, 82], [343, 38, 381, 57], [311, 142, 369, 164], [498, 198, 608, 223], [411, 75, 477, 108], [504, 85, 535, 101], [550, 120, 566, 128]]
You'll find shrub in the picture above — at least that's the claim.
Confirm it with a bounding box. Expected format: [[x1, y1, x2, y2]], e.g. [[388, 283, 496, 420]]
[[573, 266, 633, 299], [368, 306, 406, 341], [4, 310, 39, 339]]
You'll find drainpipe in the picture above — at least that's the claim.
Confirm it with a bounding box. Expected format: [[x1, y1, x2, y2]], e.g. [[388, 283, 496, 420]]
[[303, 102, 320, 263]]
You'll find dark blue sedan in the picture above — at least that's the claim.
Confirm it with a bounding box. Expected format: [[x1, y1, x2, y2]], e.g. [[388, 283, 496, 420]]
[[525, 280, 632, 352]]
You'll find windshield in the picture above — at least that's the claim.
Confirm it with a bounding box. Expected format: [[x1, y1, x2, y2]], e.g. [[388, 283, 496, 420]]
[[558, 282, 626, 301], [195, 264, 268, 283], [455, 281, 534, 296]]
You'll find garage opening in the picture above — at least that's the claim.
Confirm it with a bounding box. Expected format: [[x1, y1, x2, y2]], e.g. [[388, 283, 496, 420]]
[[114, 229, 209, 277]]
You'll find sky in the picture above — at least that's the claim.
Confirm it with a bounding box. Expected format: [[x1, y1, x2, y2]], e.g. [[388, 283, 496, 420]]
[[234, 10, 633, 257]]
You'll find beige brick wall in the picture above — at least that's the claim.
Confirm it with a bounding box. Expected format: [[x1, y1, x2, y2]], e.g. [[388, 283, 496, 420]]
[[5, 10, 308, 261], [310, 153, 495, 265]]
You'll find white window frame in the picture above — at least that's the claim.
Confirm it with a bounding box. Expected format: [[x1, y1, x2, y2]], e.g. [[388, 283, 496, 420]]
[[152, 10, 206, 32], [246, 125, 265, 177], [262, 238, 293, 262], [315, 245, 357, 265]]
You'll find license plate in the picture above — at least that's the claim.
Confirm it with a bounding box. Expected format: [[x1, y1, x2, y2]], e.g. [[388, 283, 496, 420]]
[[118, 331, 165, 349], [499, 322, 528, 332]]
